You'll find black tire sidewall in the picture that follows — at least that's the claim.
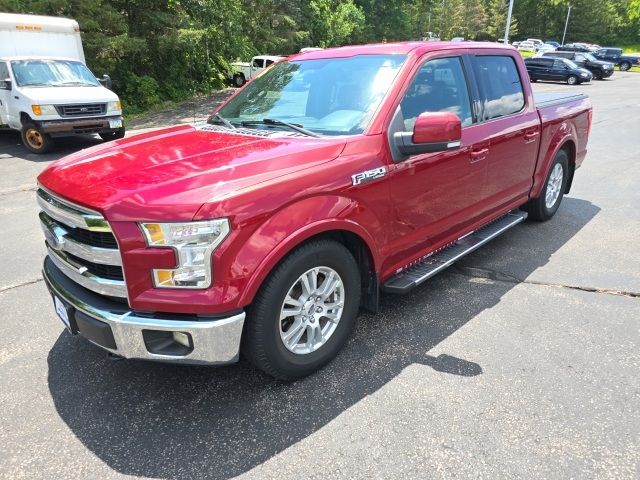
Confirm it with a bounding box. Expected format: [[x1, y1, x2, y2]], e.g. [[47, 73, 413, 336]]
[[541, 151, 569, 218], [234, 74, 245, 87], [246, 240, 361, 379], [567, 75, 578, 85], [620, 62, 630, 71]]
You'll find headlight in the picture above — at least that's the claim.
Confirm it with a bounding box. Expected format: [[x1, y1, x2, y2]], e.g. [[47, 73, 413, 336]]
[[140, 219, 230, 289], [31, 104, 57, 116], [107, 100, 122, 112]]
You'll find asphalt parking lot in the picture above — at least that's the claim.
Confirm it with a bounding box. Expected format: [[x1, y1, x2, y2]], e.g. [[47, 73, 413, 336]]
[[1, 73, 639, 480]]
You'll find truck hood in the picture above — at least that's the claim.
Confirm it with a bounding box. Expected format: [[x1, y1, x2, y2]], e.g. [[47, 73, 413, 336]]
[[38, 125, 347, 221], [17, 85, 119, 103]]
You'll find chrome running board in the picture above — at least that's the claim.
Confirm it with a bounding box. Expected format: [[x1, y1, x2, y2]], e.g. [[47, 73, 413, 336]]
[[382, 210, 528, 294]]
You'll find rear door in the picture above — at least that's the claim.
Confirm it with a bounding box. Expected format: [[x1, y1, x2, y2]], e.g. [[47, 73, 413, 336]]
[[470, 53, 540, 210]]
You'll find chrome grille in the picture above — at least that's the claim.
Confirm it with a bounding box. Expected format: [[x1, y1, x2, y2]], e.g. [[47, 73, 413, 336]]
[[38, 188, 127, 299], [55, 103, 106, 117]]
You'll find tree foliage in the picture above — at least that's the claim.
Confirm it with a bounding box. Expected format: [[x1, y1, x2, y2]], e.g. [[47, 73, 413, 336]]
[[0, 0, 637, 111]]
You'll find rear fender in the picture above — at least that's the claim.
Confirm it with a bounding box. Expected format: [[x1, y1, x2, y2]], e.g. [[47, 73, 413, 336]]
[[234, 195, 381, 307], [531, 123, 575, 199]]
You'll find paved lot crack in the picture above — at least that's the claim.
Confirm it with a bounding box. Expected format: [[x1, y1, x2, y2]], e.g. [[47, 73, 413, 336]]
[[0, 277, 43, 293], [454, 265, 640, 299]]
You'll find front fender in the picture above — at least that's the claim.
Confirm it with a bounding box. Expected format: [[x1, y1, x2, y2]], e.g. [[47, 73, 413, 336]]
[[233, 195, 383, 307]]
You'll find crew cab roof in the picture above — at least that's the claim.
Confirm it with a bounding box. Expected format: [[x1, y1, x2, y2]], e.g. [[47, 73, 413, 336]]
[[288, 41, 515, 60], [0, 55, 82, 62]]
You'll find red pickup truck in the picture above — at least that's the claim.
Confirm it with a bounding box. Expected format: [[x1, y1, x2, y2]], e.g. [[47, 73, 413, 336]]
[[37, 42, 592, 379]]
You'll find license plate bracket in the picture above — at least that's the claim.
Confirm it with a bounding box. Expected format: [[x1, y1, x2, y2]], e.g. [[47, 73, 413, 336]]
[[53, 295, 78, 334]]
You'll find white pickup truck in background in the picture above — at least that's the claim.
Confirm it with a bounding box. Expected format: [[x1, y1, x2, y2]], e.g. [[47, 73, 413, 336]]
[[228, 55, 284, 87], [0, 13, 124, 153]]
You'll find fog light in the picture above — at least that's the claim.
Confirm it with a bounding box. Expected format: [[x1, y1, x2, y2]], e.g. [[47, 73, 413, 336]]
[[173, 331, 191, 348]]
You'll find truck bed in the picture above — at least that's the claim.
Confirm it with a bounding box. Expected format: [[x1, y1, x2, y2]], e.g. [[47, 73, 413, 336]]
[[534, 91, 588, 108]]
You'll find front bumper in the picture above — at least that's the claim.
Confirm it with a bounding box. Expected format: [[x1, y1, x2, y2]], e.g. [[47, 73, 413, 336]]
[[42, 257, 245, 365], [38, 116, 123, 138]]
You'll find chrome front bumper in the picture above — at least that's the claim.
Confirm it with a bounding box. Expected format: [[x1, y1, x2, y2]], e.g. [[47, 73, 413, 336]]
[[43, 257, 245, 365]]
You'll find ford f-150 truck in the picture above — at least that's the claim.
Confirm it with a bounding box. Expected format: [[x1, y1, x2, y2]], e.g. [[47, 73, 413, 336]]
[[37, 42, 592, 379]]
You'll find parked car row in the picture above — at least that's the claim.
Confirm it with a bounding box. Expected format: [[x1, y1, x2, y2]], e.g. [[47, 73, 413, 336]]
[[514, 38, 640, 85]]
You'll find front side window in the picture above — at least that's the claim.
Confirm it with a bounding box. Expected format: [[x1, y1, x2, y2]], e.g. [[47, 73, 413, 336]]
[[10, 60, 99, 87], [474, 55, 525, 120], [0, 62, 9, 80], [215, 54, 406, 136], [399, 56, 473, 130]]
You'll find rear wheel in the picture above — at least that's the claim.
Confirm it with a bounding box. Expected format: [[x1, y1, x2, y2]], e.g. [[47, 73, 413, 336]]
[[619, 62, 631, 71], [243, 239, 361, 380], [566, 75, 578, 85], [233, 73, 246, 87], [522, 149, 569, 221], [21, 123, 53, 154]]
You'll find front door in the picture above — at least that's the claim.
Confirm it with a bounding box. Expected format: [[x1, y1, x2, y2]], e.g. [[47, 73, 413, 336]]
[[0, 62, 10, 125], [386, 54, 489, 255]]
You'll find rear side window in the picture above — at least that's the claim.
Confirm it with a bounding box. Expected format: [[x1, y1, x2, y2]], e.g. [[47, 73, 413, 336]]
[[474, 55, 525, 120]]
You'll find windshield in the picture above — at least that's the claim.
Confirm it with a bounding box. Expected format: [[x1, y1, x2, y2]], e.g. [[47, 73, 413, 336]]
[[583, 53, 597, 62], [214, 54, 406, 136], [10, 60, 99, 87], [563, 59, 579, 69]]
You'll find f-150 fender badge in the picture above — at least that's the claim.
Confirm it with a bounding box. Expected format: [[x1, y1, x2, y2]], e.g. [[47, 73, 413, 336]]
[[352, 166, 387, 186]]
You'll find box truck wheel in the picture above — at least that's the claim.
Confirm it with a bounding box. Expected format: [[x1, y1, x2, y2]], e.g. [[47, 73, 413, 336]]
[[21, 123, 54, 154], [99, 127, 126, 142]]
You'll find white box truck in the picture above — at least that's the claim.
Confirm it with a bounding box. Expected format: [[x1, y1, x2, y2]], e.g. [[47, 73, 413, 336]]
[[0, 13, 124, 153]]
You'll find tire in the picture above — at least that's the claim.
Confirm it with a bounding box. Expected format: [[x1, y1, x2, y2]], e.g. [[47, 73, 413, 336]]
[[21, 123, 54, 154], [522, 149, 569, 221], [566, 75, 578, 85], [593, 70, 602, 80], [99, 127, 126, 141], [531, 78, 538, 82], [619, 62, 631, 72], [243, 239, 361, 380], [233, 73, 246, 87]]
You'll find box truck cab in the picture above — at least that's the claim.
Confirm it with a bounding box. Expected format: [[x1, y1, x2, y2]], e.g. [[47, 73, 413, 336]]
[[0, 13, 124, 153]]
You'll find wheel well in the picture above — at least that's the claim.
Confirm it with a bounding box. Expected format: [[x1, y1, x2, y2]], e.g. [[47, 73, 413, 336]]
[[303, 230, 379, 313], [560, 141, 576, 194], [20, 112, 32, 126]]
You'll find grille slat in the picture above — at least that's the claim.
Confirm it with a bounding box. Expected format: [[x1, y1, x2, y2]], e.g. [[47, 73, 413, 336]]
[[55, 103, 106, 117], [38, 188, 126, 299]]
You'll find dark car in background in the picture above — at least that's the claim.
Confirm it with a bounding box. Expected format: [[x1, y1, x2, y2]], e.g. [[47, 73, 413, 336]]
[[558, 43, 592, 53], [542, 51, 614, 79], [592, 48, 640, 71], [525, 56, 592, 85]]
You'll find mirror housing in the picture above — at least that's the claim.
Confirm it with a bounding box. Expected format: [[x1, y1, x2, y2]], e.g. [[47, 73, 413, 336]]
[[99, 74, 113, 90], [393, 112, 462, 156], [0, 78, 11, 91]]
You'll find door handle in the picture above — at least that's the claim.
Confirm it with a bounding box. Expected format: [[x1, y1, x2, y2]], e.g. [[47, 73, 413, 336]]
[[524, 131, 539, 143], [470, 147, 489, 163]]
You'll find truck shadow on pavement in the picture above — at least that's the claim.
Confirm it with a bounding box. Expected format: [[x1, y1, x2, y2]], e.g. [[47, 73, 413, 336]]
[[46, 197, 599, 480], [0, 130, 102, 161]]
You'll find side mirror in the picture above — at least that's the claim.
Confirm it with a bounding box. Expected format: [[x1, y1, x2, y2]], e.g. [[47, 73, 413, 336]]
[[99, 74, 112, 90], [0, 78, 11, 90], [393, 112, 462, 156]]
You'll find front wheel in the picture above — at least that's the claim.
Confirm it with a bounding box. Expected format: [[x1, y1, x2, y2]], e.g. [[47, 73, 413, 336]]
[[522, 149, 569, 221], [21, 123, 54, 154], [593, 71, 602, 80], [99, 127, 126, 141], [619, 62, 631, 71], [243, 239, 361, 380], [567, 75, 578, 85]]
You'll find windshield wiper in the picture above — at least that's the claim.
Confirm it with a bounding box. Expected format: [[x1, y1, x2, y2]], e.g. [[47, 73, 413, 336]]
[[213, 113, 236, 129], [241, 118, 321, 138], [60, 81, 96, 86]]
